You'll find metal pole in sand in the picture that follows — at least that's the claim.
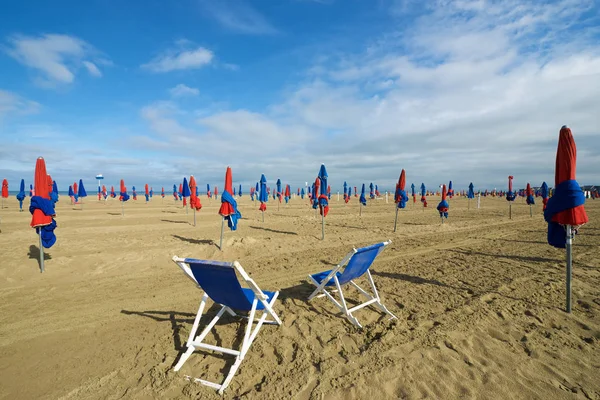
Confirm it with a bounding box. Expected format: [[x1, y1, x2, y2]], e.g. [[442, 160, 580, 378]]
[[219, 217, 225, 251], [529, 204, 533, 217], [566, 224, 573, 313], [359, 203, 362, 216], [121, 201, 124, 217], [321, 211, 325, 240], [262, 210, 264, 223], [468, 198, 470, 210], [193, 208, 196, 227], [509, 204, 512, 219], [39, 231, 45, 273], [393, 206, 399, 232]]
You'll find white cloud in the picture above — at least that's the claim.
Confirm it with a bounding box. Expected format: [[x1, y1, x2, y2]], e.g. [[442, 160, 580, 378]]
[[169, 84, 200, 97], [141, 42, 213, 73], [199, 0, 278, 35], [5, 34, 108, 86], [0, 90, 40, 120], [82, 61, 102, 77]]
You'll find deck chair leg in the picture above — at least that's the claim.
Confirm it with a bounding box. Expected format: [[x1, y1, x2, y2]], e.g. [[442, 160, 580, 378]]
[[334, 276, 362, 328], [308, 275, 344, 311], [187, 294, 208, 347], [366, 271, 397, 320], [174, 346, 196, 371]]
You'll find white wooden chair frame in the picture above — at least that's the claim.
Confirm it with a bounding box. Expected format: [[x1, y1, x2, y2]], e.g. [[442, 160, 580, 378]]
[[172, 256, 282, 395], [307, 241, 397, 329]]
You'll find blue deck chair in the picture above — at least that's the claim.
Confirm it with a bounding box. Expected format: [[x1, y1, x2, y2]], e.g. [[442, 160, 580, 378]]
[[172, 256, 282, 395], [307, 240, 397, 328]]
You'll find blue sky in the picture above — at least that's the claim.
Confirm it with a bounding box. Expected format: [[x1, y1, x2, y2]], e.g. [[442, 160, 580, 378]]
[[1, 0, 599, 192]]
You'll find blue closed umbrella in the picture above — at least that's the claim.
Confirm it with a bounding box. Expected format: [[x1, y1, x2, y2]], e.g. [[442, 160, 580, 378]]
[[51, 181, 59, 204], [68, 185, 74, 198], [411, 183, 416, 205], [369, 182, 374, 199], [300, 188, 305, 199], [78, 179, 87, 198], [317, 164, 329, 239], [360, 184, 367, 206], [29, 184, 33, 197], [17, 179, 26, 211], [258, 174, 268, 221], [276, 179, 282, 203], [182, 178, 190, 197], [173, 184, 178, 200], [239, 184, 242, 197], [468, 183, 475, 199]]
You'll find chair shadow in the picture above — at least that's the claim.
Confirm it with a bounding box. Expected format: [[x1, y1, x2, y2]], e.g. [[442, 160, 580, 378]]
[[107, 212, 121, 216], [371, 271, 471, 292], [27, 244, 52, 271], [121, 306, 253, 370], [248, 225, 297, 235], [162, 210, 177, 214], [172, 235, 217, 247], [279, 281, 315, 301], [162, 219, 189, 224]]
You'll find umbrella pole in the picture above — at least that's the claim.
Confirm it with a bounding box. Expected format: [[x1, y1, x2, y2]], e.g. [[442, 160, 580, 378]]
[[393, 206, 399, 232], [468, 199, 470, 210], [441, 216, 444, 224], [509, 203, 512, 219], [186, 203, 188, 215], [529, 204, 533, 217], [359, 203, 362, 216], [278, 201, 280, 211], [193, 209, 196, 227], [219, 217, 225, 251], [262, 210, 264, 223], [121, 201, 124, 217], [566, 224, 573, 313], [321, 212, 324, 240], [38, 230, 45, 273]]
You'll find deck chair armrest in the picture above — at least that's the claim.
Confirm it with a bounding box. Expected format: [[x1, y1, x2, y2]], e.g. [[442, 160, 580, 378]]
[[233, 262, 268, 300], [173, 256, 201, 286]]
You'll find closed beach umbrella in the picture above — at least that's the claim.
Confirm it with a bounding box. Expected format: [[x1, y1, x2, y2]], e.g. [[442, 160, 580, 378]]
[[318, 164, 329, 239], [437, 184, 449, 222], [30, 157, 56, 272], [394, 169, 408, 232], [51, 180, 59, 204], [541, 182, 549, 211], [78, 179, 87, 199], [506, 175, 516, 218], [420, 183, 427, 208], [145, 184, 149, 202], [544, 126, 588, 312], [448, 181, 454, 198], [259, 174, 268, 221], [411, 183, 416, 204], [110, 186, 116, 198], [359, 183, 367, 216], [182, 177, 190, 211], [189, 176, 202, 226], [17, 179, 26, 211], [218, 167, 242, 250]]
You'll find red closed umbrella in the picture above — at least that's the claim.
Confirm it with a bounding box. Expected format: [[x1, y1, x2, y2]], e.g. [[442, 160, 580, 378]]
[[545, 126, 588, 313], [552, 126, 588, 226], [189, 176, 202, 226], [1, 179, 8, 209]]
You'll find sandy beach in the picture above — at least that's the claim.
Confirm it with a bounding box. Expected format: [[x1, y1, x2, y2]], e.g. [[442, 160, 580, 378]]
[[0, 195, 599, 399]]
